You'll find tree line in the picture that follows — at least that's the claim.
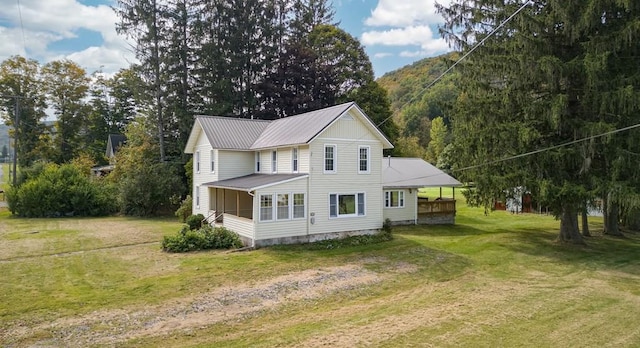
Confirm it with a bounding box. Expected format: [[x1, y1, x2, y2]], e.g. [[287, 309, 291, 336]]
[[0, 0, 398, 217]]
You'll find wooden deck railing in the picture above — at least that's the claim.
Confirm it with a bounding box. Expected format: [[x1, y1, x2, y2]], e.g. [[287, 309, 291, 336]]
[[417, 198, 456, 215]]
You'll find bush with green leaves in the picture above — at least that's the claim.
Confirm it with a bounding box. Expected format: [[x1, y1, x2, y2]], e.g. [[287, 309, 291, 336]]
[[175, 195, 193, 222], [6, 163, 118, 217], [162, 225, 243, 252], [185, 213, 205, 230], [110, 122, 185, 216]]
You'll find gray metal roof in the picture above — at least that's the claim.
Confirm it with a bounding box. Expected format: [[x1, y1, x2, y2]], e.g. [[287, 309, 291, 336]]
[[106, 134, 126, 158], [185, 102, 393, 153], [203, 173, 308, 191], [197, 116, 270, 150], [382, 157, 462, 188], [250, 102, 354, 149]]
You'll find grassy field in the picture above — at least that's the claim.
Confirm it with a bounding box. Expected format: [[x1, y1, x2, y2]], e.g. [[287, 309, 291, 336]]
[[1, 162, 8, 194], [1, 202, 640, 347]]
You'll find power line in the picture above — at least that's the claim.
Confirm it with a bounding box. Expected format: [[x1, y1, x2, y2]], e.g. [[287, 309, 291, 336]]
[[381, 121, 640, 186], [373, 0, 533, 131], [16, 0, 28, 56]]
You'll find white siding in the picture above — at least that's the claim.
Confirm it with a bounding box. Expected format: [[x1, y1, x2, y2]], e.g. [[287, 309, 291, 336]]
[[306, 115, 384, 235], [298, 146, 310, 173], [383, 189, 417, 223], [192, 132, 216, 215], [224, 214, 254, 240], [254, 178, 309, 240], [218, 150, 254, 180]]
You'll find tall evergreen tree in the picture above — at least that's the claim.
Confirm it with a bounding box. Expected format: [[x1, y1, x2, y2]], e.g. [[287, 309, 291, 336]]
[[86, 72, 112, 164], [115, 0, 169, 161], [438, 1, 640, 243], [109, 67, 146, 133]]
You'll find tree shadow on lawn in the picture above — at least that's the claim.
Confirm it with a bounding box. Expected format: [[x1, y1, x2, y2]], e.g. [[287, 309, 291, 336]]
[[394, 223, 501, 237], [494, 226, 640, 275]]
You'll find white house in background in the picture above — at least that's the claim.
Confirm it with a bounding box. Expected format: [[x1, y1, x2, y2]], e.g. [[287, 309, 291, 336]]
[[184, 102, 461, 247]]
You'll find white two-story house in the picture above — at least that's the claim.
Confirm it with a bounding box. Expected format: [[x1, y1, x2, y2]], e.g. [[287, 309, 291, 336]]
[[184, 102, 460, 247]]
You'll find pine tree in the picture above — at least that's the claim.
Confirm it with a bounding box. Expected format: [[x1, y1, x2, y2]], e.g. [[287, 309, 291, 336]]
[[115, 0, 169, 161], [439, 0, 640, 243]]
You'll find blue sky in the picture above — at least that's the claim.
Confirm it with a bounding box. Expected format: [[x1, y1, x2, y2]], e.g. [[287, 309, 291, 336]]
[[0, 0, 451, 77]]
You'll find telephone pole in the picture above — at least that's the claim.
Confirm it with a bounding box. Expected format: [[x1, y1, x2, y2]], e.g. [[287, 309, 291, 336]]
[[0, 95, 23, 187]]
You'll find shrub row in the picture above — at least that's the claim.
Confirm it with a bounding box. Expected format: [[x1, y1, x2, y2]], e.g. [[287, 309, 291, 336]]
[[6, 163, 118, 217], [162, 225, 244, 252]]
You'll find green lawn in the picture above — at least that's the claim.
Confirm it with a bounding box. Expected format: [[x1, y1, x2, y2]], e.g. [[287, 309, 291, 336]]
[[1, 203, 639, 347], [1, 162, 8, 194]]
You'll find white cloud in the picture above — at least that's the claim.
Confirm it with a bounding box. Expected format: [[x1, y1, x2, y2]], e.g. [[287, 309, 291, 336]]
[[362, 26, 448, 57], [363, 25, 436, 46], [0, 0, 136, 74], [365, 0, 452, 27], [373, 52, 393, 59], [361, 1, 452, 62]]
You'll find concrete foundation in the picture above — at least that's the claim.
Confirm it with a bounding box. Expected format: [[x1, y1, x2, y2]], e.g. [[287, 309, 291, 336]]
[[240, 229, 380, 248]]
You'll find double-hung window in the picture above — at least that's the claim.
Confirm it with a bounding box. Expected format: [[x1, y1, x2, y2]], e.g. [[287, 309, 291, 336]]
[[272, 150, 277, 173], [329, 193, 365, 218], [259, 193, 305, 222], [260, 194, 273, 221], [292, 147, 298, 173], [358, 146, 370, 174], [293, 193, 305, 218], [384, 190, 405, 208], [255, 152, 261, 172], [324, 145, 336, 173], [195, 151, 200, 173], [210, 150, 215, 173], [277, 194, 289, 220]]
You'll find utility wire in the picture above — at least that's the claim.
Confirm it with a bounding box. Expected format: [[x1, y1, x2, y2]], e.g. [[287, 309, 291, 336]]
[[381, 121, 640, 186], [373, 0, 533, 130], [16, 0, 28, 56]]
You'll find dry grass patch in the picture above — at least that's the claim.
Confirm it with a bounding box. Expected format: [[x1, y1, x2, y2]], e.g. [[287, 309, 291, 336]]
[[2, 205, 640, 348]]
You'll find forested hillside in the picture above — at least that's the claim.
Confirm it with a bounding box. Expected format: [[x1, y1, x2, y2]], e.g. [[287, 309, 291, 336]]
[[377, 52, 460, 164]]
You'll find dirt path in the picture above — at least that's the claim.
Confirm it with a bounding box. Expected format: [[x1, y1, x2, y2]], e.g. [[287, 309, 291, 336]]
[[2, 262, 412, 347]]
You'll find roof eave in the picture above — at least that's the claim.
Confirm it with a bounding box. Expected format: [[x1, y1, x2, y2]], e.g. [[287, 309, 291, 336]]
[[251, 174, 309, 191], [184, 118, 201, 154]]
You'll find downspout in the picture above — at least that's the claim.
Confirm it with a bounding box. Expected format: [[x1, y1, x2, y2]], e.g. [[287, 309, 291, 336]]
[[307, 172, 310, 237], [414, 188, 418, 225], [248, 190, 256, 248]]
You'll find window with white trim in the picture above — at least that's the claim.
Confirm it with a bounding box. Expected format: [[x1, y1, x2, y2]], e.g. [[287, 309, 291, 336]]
[[260, 194, 273, 221], [384, 190, 405, 208], [210, 149, 215, 173], [272, 150, 277, 173], [195, 186, 200, 208], [292, 147, 298, 172], [277, 194, 289, 220], [255, 152, 261, 172], [329, 193, 365, 217], [358, 146, 370, 173], [324, 145, 336, 173], [293, 193, 305, 218], [195, 150, 200, 173]]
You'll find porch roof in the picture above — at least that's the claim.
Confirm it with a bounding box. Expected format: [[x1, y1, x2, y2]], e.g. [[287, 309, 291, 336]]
[[203, 173, 308, 192], [383, 157, 462, 189]]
